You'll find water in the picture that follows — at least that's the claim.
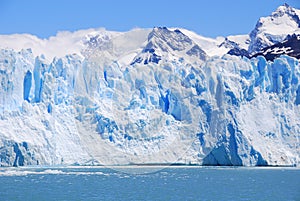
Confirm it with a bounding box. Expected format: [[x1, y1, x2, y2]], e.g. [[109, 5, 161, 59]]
[[0, 166, 299, 201]]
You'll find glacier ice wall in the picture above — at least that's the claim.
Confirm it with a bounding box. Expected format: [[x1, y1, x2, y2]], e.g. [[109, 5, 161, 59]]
[[0, 48, 299, 166]]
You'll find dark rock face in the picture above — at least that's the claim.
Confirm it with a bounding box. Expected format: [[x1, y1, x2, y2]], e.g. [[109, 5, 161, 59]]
[[219, 38, 240, 49], [187, 45, 207, 61], [228, 48, 250, 58], [251, 34, 300, 61]]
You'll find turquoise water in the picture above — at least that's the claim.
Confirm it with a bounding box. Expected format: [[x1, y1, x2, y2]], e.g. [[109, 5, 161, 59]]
[[0, 166, 299, 201]]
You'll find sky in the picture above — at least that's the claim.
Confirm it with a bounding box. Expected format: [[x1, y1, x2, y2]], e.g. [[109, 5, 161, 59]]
[[0, 0, 299, 39]]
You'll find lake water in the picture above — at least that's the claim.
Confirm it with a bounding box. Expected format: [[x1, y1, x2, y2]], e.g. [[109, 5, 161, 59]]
[[0, 166, 299, 201]]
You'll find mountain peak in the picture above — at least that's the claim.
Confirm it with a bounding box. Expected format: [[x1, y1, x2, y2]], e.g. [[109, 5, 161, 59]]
[[272, 3, 300, 20], [147, 27, 193, 52], [131, 27, 207, 65], [248, 4, 300, 53]]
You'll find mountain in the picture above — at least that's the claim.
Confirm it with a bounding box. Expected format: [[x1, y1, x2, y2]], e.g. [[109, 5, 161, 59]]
[[0, 5, 299, 167], [131, 27, 207, 65], [248, 3, 300, 54]]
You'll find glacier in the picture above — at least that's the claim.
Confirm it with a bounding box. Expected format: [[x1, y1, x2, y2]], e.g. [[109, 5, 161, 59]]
[[0, 48, 299, 167], [0, 5, 299, 167]]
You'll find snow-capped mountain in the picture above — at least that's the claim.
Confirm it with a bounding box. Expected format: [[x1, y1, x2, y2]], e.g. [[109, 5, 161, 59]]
[[0, 5, 299, 167], [249, 3, 300, 54], [131, 27, 207, 65]]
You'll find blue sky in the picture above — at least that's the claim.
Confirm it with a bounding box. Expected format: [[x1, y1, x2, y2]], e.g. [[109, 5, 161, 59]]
[[0, 0, 299, 38]]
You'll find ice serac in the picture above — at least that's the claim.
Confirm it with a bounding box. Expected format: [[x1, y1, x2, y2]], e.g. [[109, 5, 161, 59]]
[[0, 49, 35, 111], [23, 70, 32, 101]]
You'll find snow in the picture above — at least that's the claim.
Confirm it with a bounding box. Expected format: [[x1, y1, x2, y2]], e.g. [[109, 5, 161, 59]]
[[177, 28, 227, 56], [0, 28, 147, 62], [0, 31, 84, 60], [227, 35, 250, 50]]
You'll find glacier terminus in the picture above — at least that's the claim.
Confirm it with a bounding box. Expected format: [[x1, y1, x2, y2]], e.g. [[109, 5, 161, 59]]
[[0, 4, 299, 167]]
